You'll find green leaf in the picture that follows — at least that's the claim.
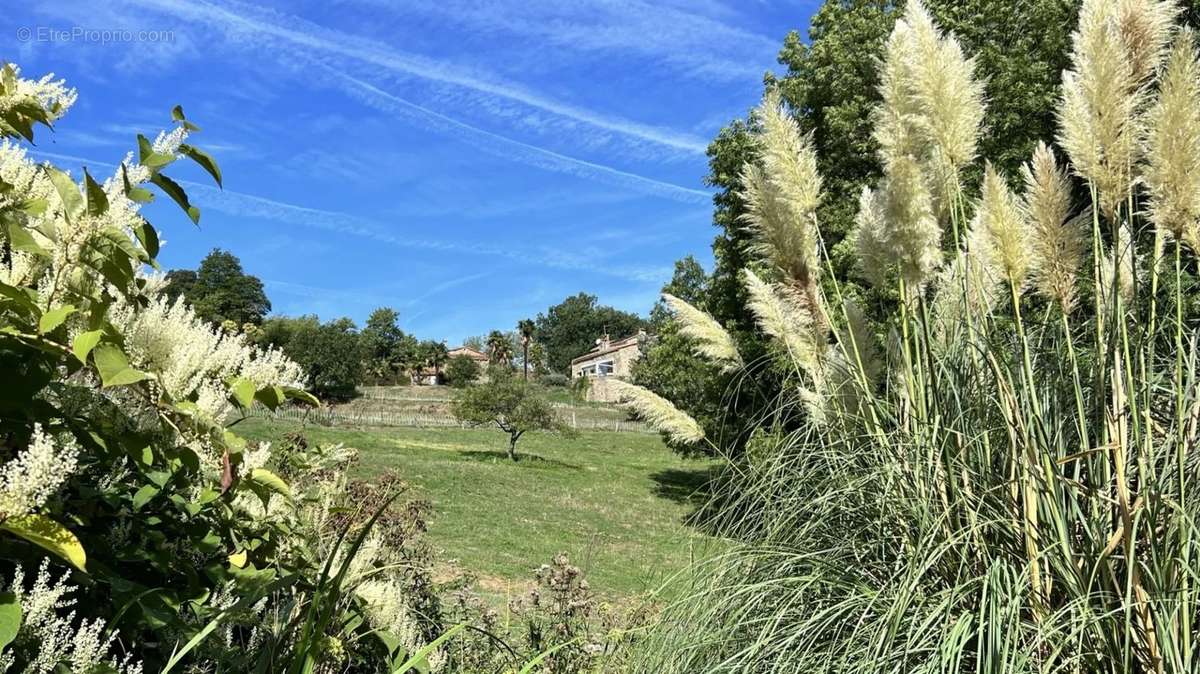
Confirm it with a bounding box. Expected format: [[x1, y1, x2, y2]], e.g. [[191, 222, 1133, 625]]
[[132, 484, 159, 510], [0, 514, 86, 571], [121, 164, 154, 204], [134, 219, 159, 258], [390, 623, 466, 673], [5, 221, 48, 258], [246, 468, 290, 500], [72, 330, 103, 364], [42, 166, 82, 220], [254, 385, 285, 410], [83, 168, 108, 217], [0, 592, 19, 653], [180, 144, 222, 188], [137, 134, 175, 169], [171, 104, 200, 131], [149, 173, 200, 225], [228, 377, 256, 409], [38, 304, 75, 334], [92, 344, 149, 388], [283, 386, 321, 407]]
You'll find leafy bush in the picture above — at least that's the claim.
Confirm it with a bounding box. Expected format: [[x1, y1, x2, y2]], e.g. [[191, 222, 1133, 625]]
[[627, 3, 1200, 672], [539, 372, 570, 387], [444, 354, 482, 388], [0, 65, 455, 672]]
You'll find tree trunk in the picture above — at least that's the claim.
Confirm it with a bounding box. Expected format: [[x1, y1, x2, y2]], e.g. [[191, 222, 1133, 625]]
[[508, 431, 521, 461], [523, 343, 529, 381]]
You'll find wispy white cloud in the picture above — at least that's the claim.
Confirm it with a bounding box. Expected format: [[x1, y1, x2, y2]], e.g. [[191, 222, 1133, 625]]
[[30, 149, 674, 284], [117, 0, 710, 154], [368, 0, 780, 82], [323, 68, 711, 205]]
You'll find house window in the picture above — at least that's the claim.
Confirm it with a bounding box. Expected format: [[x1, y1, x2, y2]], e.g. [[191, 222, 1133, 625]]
[[598, 361, 614, 376]]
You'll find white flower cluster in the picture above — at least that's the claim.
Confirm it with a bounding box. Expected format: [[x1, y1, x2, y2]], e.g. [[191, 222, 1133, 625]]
[[356, 574, 446, 673], [0, 66, 77, 122], [0, 424, 79, 519], [110, 295, 306, 423], [1, 559, 142, 674]]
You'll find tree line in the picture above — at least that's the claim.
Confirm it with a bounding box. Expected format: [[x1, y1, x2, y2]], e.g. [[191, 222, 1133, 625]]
[[164, 249, 651, 399]]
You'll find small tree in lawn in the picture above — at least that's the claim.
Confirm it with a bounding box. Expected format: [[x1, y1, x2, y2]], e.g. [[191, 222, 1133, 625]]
[[452, 371, 574, 460]]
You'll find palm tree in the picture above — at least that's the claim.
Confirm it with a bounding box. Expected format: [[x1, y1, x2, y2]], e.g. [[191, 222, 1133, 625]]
[[427, 341, 449, 383], [486, 330, 514, 369], [517, 319, 535, 381]]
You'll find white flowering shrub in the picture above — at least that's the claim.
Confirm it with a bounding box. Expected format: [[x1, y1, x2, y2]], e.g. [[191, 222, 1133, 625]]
[[0, 63, 461, 672]]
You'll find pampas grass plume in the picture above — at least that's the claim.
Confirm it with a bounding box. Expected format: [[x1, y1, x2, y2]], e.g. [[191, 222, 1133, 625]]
[[662, 293, 742, 372], [609, 380, 705, 445], [1144, 25, 1200, 248]]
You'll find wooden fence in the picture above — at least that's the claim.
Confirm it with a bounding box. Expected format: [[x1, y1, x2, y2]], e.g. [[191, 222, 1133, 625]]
[[245, 404, 654, 434]]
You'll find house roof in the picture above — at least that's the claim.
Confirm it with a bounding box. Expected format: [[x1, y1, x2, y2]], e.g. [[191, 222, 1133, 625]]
[[570, 333, 645, 365], [448, 346, 488, 361]]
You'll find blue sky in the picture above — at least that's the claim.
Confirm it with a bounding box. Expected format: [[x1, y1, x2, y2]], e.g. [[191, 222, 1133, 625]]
[[6, 0, 817, 343]]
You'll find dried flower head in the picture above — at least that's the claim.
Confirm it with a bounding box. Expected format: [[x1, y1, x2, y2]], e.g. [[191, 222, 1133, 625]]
[[874, 0, 984, 219], [1116, 0, 1179, 82], [853, 186, 890, 287], [931, 223, 1004, 339], [742, 268, 822, 380], [881, 154, 943, 289], [1023, 143, 1087, 311], [662, 293, 742, 372], [609, 380, 705, 445], [976, 164, 1031, 286], [903, 0, 986, 178], [1143, 26, 1200, 247], [1059, 0, 1146, 219], [740, 89, 823, 289]]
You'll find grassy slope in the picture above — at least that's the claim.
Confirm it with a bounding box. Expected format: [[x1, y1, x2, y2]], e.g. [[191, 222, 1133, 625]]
[[237, 418, 716, 601]]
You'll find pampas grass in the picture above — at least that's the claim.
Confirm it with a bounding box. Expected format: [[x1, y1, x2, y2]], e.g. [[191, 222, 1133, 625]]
[[1023, 142, 1086, 311], [975, 164, 1030, 286], [608, 379, 705, 445], [1059, 0, 1144, 219], [1144, 26, 1200, 248], [661, 293, 742, 372], [634, 2, 1200, 673], [880, 153, 943, 289], [742, 268, 821, 380]]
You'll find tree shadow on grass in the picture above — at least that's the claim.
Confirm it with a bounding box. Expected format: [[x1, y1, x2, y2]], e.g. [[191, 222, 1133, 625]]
[[458, 450, 583, 470], [650, 466, 724, 534]]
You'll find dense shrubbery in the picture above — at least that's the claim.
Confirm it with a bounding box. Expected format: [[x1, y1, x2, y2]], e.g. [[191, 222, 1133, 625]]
[[444, 354, 482, 388], [623, 1, 1200, 671], [0, 65, 466, 671]]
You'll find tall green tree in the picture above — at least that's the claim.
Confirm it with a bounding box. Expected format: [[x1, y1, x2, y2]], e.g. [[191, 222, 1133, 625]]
[[486, 330, 515, 368], [257, 315, 364, 400], [361, 307, 416, 383], [533, 293, 647, 374], [165, 248, 271, 326], [423, 340, 450, 381], [517, 319, 536, 380]]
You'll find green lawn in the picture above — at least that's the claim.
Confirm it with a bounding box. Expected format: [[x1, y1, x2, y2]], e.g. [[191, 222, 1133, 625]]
[[237, 418, 716, 601]]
